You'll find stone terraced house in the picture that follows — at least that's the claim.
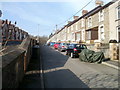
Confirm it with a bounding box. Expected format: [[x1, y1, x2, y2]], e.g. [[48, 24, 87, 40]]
[[48, 0, 119, 44], [109, 0, 120, 42]]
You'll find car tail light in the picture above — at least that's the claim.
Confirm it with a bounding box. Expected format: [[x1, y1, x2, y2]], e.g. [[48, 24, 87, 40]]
[[62, 46, 65, 48], [74, 48, 77, 51]]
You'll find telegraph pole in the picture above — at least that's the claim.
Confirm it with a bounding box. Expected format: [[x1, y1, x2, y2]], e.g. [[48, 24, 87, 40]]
[[55, 24, 57, 42], [56, 24, 57, 31], [38, 24, 40, 44]]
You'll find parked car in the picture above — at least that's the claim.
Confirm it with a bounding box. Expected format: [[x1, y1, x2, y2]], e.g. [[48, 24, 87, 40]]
[[54, 43, 61, 49], [47, 42, 55, 46], [66, 44, 87, 58], [58, 43, 70, 52], [49, 42, 55, 46]]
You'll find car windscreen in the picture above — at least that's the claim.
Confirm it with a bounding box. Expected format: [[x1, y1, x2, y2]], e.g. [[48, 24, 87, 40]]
[[56, 43, 60, 44], [76, 44, 87, 49], [62, 43, 66, 45], [66, 43, 70, 45], [68, 44, 75, 48]]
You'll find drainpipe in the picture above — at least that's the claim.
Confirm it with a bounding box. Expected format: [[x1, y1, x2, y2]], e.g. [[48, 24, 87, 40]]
[[85, 17, 87, 43]]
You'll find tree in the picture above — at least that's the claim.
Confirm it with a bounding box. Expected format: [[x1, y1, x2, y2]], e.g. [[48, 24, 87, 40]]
[[39, 35, 48, 45]]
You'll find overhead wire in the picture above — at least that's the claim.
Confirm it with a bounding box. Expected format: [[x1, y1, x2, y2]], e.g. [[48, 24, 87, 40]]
[[57, 0, 94, 26]]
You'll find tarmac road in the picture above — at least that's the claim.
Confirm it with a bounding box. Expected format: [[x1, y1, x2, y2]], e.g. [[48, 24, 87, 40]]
[[40, 45, 119, 89]]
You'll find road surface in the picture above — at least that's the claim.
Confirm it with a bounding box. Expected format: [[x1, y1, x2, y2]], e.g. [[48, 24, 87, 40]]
[[40, 45, 119, 88]]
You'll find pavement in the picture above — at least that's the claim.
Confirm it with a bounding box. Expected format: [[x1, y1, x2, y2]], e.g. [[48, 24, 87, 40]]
[[102, 59, 120, 70]]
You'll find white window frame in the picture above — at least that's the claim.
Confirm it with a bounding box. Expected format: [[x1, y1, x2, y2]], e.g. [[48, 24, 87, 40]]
[[117, 25, 120, 42], [99, 10, 104, 22], [67, 27, 70, 33], [76, 22, 78, 30], [81, 29, 85, 41], [76, 32, 80, 41], [88, 17, 92, 27], [81, 19, 84, 27], [116, 5, 120, 20], [86, 30, 91, 40], [99, 25, 105, 41], [71, 32, 75, 41], [71, 25, 73, 31]]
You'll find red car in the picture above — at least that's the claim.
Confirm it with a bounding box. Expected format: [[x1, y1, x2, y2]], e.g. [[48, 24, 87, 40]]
[[54, 43, 61, 49]]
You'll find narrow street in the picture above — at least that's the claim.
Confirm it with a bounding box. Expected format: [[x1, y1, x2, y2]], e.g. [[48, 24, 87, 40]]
[[40, 45, 118, 88]]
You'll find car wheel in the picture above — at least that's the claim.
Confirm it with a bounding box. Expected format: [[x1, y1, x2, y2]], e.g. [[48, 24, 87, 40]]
[[66, 51, 68, 55], [70, 52, 74, 58], [60, 49, 62, 52]]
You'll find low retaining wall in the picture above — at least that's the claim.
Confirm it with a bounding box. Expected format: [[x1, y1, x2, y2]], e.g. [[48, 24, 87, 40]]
[[2, 37, 37, 88], [86, 43, 110, 58], [86, 43, 119, 60]]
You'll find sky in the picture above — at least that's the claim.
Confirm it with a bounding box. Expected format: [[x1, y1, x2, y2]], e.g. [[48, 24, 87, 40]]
[[0, 0, 112, 37]]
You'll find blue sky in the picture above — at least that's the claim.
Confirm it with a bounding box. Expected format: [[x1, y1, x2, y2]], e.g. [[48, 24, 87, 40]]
[[0, 0, 111, 37]]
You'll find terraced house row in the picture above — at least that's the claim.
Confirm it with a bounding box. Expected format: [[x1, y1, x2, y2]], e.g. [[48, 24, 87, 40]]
[[0, 19, 29, 46], [48, 0, 120, 45]]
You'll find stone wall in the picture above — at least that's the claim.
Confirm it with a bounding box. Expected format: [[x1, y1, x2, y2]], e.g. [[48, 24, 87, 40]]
[[86, 43, 120, 60], [2, 37, 36, 88], [2, 49, 25, 88], [86, 43, 110, 58]]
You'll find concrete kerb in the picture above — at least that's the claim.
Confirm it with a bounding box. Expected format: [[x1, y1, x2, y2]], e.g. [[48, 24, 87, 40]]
[[102, 62, 120, 70]]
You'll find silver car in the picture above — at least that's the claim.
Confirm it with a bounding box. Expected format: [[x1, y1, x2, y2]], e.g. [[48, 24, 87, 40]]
[[58, 43, 70, 52]]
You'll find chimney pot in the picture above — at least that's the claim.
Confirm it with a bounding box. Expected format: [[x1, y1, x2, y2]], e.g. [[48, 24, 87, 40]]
[[73, 16, 79, 20], [95, 0, 104, 6], [68, 21, 71, 24], [82, 10, 88, 15]]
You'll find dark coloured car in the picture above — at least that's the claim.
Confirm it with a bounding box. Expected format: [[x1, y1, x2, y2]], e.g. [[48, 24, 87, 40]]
[[66, 44, 87, 58], [58, 43, 70, 52]]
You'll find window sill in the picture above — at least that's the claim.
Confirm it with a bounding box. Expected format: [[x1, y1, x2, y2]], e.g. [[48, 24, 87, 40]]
[[115, 19, 120, 22]]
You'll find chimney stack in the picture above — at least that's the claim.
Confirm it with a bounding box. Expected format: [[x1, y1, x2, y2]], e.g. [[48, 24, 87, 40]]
[[82, 10, 88, 15], [73, 16, 79, 20], [68, 21, 71, 24], [95, 0, 104, 6]]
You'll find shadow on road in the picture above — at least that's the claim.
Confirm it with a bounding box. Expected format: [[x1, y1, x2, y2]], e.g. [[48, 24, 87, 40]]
[[40, 46, 69, 70], [41, 46, 90, 88], [44, 69, 90, 88]]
